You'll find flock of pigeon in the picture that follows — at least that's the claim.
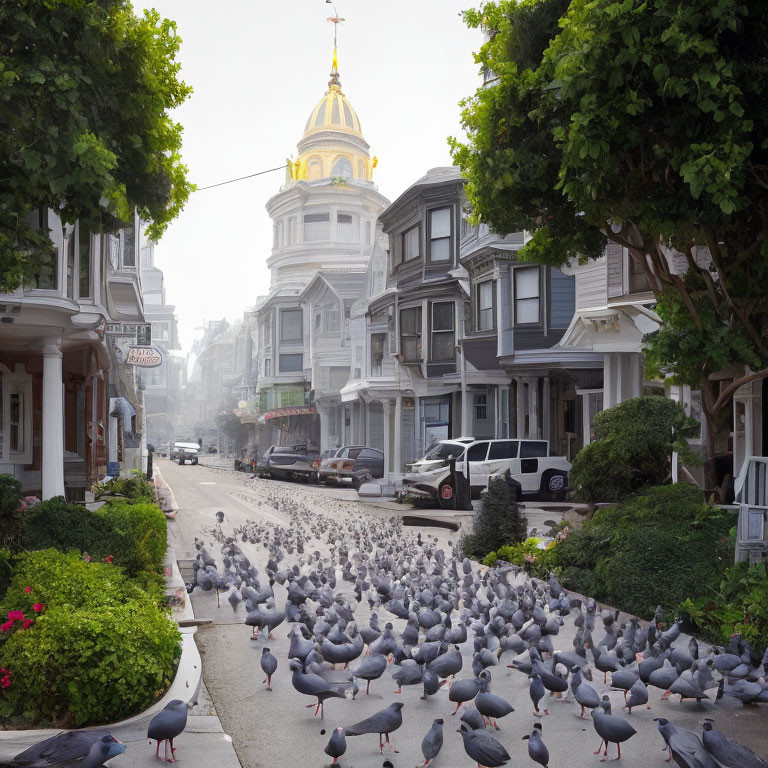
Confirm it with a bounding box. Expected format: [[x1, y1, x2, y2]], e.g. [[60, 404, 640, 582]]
[[3, 481, 767, 768], [183, 486, 768, 768]]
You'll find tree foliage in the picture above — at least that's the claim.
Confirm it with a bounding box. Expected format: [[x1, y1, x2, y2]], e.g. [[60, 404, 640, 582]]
[[452, 0, 768, 465], [0, 0, 193, 291]]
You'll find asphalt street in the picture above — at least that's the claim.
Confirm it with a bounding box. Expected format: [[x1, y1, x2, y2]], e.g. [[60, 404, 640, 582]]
[[160, 458, 768, 768]]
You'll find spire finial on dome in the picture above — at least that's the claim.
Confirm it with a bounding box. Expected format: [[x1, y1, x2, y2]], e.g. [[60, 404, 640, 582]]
[[326, 3, 344, 89]]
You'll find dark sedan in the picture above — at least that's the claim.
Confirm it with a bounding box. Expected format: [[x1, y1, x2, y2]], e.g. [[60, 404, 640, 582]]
[[321, 445, 384, 489]]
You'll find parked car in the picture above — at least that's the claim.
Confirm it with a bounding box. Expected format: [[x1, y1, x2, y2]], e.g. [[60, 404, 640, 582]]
[[401, 437, 571, 508], [170, 441, 200, 466], [319, 445, 384, 488], [258, 444, 319, 482], [315, 448, 344, 484]]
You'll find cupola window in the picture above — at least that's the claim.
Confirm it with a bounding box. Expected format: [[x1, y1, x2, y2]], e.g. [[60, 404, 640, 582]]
[[331, 157, 352, 178], [304, 212, 330, 241]]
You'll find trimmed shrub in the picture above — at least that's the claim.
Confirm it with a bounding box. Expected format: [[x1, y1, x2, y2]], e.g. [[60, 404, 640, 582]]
[[17, 497, 166, 576], [570, 396, 700, 503], [463, 474, 528, 560], [483, 538, 559, 580], [95, 474, 155, 502], [0, 549, 13, 599], [554, 484, 734, 618], [2, 550, 150, 615], [0, 601, 180, 726]]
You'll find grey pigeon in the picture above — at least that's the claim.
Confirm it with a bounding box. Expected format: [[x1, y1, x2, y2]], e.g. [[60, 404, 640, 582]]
[[323, 727, 346, 765], [289, 658, 347, 717], [260, 647, 277, 690], [417, 718, 444, 768], [345, 702, 404, 754], [523, 723, 549, 768], [147, 699, 190, 762], [701, 719, 768, 768], [5, 732, 126, 768], [457, 721, 510, 767], [591, 695, 636, 761]]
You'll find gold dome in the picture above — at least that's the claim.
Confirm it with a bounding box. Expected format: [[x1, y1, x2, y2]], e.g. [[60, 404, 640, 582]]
[[303, 83, 362, 138]]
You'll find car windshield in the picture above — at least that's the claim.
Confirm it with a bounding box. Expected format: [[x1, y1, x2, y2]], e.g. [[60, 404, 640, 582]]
[[422, 442, 465, 461]]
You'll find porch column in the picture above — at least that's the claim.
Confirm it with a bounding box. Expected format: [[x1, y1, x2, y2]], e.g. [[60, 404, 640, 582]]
[[393, 394, 402, 474], [527, 376, 539, 438], [629, 352, 642, 399], [413, 396, 421, 457], [542, 377, 551, 444], [42, 340, 65, 499], [515, 377, 525, 438], [581, 393, 592, 447], [603, 354, 615, 410], [382, 400, 392, 476], [318, 406, 329, 451]]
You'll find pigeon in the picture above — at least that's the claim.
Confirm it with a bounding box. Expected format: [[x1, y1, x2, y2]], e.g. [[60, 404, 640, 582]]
[[701, 719, 768, 768], [448, 676, 482, 715], [352, 653, 388, 696], [261, 647, 278, 690], [345, 702, 404, 754], [147, 699, 191, 763], [417, 718, 444, 768], [591, 695, 637, 761], [323, 727, 346, 766], [523, 723, 549, 768], [475, 675, 514, 730], [624, 678, 649, 713], [529, 674, 548, 717], [289, 658, 347, 717], [457, 721, 511, 767], [4, 732, 126, 768]]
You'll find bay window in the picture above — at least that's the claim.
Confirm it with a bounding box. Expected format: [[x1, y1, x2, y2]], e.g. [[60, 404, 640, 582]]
[[399, 307, 422, 361], [476, 280, 494, 331], [280, 308, 303, 342], [514, 267, 540, 325], [370, 333, 386, 376], [402, 225, 420, 263], [430, 302, 455, 361], [428, 207, 451, 262]]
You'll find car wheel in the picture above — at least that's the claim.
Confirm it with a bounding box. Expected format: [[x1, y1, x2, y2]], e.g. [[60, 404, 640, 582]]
[[437, 479, 456, 510], [192, 459, 198, 465], [541, 470, 567, 501], [179, 458, 184, 465]]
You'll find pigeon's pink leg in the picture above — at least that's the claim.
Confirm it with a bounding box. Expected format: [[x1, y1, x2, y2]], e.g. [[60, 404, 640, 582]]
[[594, 739, 604, 755], [451, 701, 461, 715], [169, 738, 179, 763]]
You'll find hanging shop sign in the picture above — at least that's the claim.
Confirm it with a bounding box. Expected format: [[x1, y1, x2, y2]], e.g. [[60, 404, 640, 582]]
[[125, 346, 163, 368]]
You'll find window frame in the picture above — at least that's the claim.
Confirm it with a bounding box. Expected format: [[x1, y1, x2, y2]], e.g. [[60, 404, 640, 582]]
[[278, 353, 304, 374], [399, 306, 422, 362], [279, 308, 303, 343], [370, 332, 386, 377], [401, 224, 421, 264], [0, 364, 33, 465], [429, 301, 455, 362], [427, 206, 452, 263], [474, 393, 488, 421], [513, 266, 541, 326], [475, 279, 495, 331], [303, 211, 330, 242]]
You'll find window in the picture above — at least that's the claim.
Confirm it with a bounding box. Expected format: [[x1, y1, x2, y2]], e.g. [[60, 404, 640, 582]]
[[370, 333, 386, 376], [488, 440, 518, 460], [123, 224, 136, 268], [304, 212, 330, 241], [279, 353, 303, 373], [402, 225, 420, 262], [467, 442, 489, 462], [476, 281, 494, 331], [428, 207, 451, 262], [514, 267, 540, 324], [0, 365, 33, 464], [365, 221, 372, 244], [322, 307, 340, 333], [337, 213, 355, 241], [29, 209, 59, 290], [280, 309, 303, 342], [399, 307, 422, 361], [264, 359, 271, 376], [78, 229, 91, 298], [65, 225, 76, 298], [474, 394, 488, 421], [359, 448, 382, 460], [9, 392, 23, 453], [521, 440, 548, 458], [331, 157, 352, 178], [307, 156, 323, 180], [152, 322, 169, 341], [430, 302, 455, 361]]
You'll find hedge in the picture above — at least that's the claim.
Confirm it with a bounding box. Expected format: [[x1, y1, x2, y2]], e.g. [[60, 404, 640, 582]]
[[554, 484, 734, 618], [18, 497, 166, 576], [0, 601, 180, 726]]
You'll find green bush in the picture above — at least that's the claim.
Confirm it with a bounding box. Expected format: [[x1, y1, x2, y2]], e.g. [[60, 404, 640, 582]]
[[0, 548, 13, 599], [463, 474, 528, 559], [554, 484, 734, 618], [95, 474, 155, 502], [0, 475, 23, 547], [17, 497, 166, 576], [570, 396, 700, 503], [0, 601, 180, 726], [2, 550, 153, 615], [483, 538, 560, 580], [680, 561, 768, 655]]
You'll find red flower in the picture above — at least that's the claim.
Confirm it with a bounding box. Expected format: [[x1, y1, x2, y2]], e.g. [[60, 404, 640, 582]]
[[0, 674, 11, 689], [84, 554, 92, 563], [21, 619, 34, 630], [105, 555, 114, 564], [33, 603, 44, 613], [24, 586, 32, 594], [0, 621, 12, 632], [7, 610, 24, 622]]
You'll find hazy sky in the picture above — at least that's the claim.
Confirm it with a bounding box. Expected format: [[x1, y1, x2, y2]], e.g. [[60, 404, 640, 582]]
[[142, 0, 484, 351]]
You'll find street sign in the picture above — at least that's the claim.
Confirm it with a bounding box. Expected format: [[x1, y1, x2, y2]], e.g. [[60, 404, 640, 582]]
[[125, 346, 163, 368]]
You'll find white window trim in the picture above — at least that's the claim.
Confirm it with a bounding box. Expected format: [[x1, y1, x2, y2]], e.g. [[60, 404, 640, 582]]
[[427, 206, 452, 263], [512, 266, 541, 326], [429, 301, 455, 362], [475, 279, 495, 331], [0, 363, 33, 465]]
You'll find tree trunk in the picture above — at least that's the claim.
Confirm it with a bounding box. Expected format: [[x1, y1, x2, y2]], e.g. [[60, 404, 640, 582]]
[[702, 382, 732, 500]]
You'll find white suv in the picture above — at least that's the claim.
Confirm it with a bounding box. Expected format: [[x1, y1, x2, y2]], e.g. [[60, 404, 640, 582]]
[[402, 438, 571, 508]]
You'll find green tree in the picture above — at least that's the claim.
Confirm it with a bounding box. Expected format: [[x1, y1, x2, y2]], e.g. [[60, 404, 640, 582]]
[[0, 0, 193, 291], [452, 0, 768, 486], [570, 396, 700, 503]]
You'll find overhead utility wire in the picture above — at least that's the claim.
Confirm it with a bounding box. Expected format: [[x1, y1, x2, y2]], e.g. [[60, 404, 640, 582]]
[[195, 163, 289, 191]]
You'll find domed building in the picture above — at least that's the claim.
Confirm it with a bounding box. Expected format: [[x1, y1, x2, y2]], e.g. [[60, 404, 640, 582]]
[[253, 51, 389, 450]]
